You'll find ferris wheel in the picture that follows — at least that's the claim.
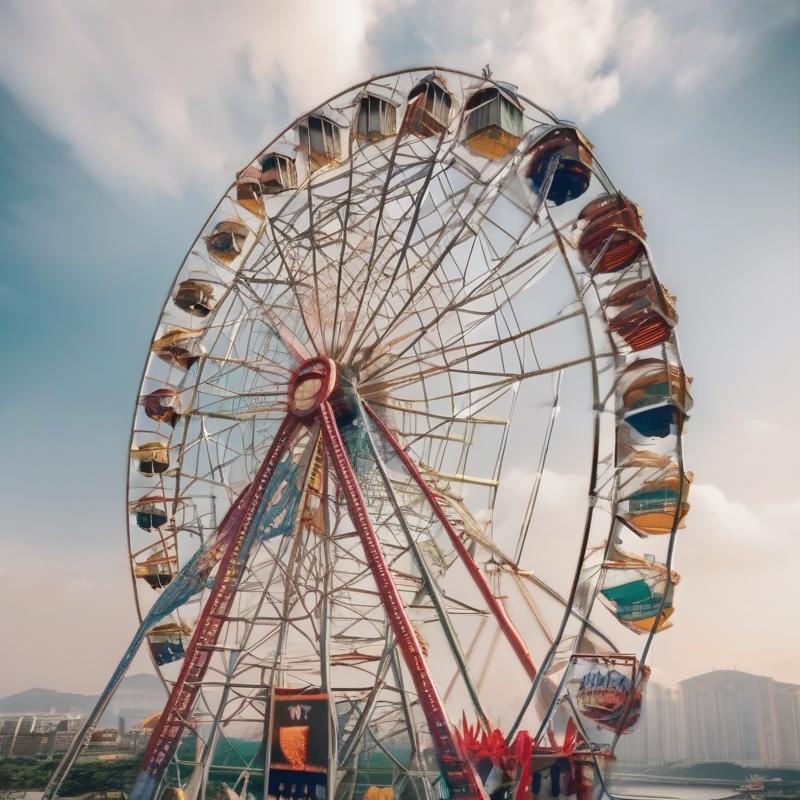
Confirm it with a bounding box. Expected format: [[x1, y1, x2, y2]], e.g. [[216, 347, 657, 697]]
[[46, 67, 692, 800]]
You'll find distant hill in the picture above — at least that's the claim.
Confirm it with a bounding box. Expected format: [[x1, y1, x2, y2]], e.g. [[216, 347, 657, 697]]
[[0, 687, 96, 714], [0, 673, 165, 724]]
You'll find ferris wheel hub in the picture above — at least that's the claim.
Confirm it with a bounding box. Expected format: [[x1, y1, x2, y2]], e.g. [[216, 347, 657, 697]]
[[287, 356, 338, 417]]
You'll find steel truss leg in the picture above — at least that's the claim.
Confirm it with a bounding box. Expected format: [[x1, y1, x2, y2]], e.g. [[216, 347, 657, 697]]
[[318, 401, 488, 800], [42, 480, 260, 800], [129, 414, 300, 800]]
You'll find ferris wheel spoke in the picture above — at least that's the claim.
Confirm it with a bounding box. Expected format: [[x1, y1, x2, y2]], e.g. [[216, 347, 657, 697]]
[[363, 400, 539, 681], [351, 159, 531, 369], [264, 214, 326, 355], [346, 132, 452, 362]]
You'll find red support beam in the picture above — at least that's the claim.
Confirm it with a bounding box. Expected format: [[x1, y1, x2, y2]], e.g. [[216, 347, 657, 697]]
[[130, 415, 300, 800], [363, 402, 538, 681], [319, 401, 487, 800]]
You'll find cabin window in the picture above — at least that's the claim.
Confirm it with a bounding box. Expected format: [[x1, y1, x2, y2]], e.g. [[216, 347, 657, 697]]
[[297, 115, 342, 170], [403, 78, 452, 137], [206, 220, 249, 265], [465, 88, 523, 138], [260, 153, 298, 194], [235, 166, 264, 217], [356, 95, 397, 142], [173, 279, 215, 317]]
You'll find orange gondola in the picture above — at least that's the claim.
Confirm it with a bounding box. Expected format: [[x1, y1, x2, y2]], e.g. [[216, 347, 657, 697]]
[[151, 327, 202, 370], [621, 466, 693, 535], [205, 219, 249, 265], [172, 278, 216, 318], [235, 166, 264, 217], [401, 74, 452, 138], [618, 358, 692, 437], [606, 279, 677, 352], [578, 194, 645, 273]]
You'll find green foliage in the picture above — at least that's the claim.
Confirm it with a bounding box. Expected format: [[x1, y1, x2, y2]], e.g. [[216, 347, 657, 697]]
[[0, 756, 140, 793]]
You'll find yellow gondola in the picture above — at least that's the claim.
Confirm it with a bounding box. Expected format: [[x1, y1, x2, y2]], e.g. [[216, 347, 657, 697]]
[[205, 219, 249, 265], [151, 327, 202, 370], [355, 94, 397, 143], [130, 441, 169, 476], [463, 84, 523, 160], [296, 114, 342, 172]]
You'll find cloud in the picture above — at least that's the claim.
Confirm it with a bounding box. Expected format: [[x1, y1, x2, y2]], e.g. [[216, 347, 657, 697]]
[[0, 0, 376, 195], [744, 418, 781, 436], [484, 470, 800, 686], [653, 483, 800, 685], [1, 1, 792, 195]]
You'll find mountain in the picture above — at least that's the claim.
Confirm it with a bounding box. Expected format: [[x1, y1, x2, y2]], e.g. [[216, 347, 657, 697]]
[[0, 673, 166, 724], [0, 687, 96, 714]]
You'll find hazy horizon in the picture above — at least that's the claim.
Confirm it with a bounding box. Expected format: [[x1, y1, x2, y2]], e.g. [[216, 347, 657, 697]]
[[0, 0, 798, 699]]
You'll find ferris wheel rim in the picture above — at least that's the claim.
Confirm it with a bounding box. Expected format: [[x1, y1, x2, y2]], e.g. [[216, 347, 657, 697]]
[[120, 66, 691, 785]]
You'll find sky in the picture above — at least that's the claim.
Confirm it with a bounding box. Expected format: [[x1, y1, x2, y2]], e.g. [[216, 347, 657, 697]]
[[0, 0, 798, 698]]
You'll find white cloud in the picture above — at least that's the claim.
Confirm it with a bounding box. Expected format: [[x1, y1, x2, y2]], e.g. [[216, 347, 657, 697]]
[[0, 0, 376, 195], [1, 0, 791, 195], [744, 418, 781, 436], [653, 483, 800, 685]]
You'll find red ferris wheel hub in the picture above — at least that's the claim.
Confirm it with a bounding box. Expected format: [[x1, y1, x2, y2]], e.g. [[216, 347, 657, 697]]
[[287, 356, 338, 418]]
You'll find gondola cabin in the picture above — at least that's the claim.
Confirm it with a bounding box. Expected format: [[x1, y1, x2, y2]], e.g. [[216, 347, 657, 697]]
[[578, 193, 646, 273], [576, 662, 646, 733], [615, 444, 673, 471], [463, 84, 523, 160], [173, 278, 216, 318], [147, 622, 191, 665], [134, 552, 176, 590], [142, 387, 181, 426], [600, 574, 676, 634], [524, 127, 594, 206], [619, 359, 693, 438], [260, 153, 298, 194], [402, 76, 452, 137], [235, 166, 264, 217], [606, 279, 677, 352], [205, 219, 249, 265], [131, 441, 169, 476], [297, 114, 342, 172], [152, 327, 201, 370], [623, 468, 692, 535], [356, 94, 397, 143], [130, 494, 170, 531]]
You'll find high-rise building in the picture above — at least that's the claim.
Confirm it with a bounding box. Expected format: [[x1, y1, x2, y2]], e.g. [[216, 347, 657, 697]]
[[617, 670, 800, 768], [614, 682, 684, 766], [680, 670, 800, 766]]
